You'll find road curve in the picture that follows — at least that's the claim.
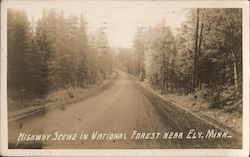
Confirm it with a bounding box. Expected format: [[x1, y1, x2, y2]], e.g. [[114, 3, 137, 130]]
[[8, 71, 241, 149]]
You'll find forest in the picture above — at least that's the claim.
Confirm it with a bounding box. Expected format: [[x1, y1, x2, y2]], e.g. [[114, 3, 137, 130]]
[[118, 8, 242, 113], [8, 8, 114, 109], [8, 8, 242, 114]]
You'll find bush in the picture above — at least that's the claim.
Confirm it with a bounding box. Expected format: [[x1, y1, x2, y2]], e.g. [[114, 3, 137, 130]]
[[31, 98, 45, 106], [67, 90, 74, 98], [196, 85, 241, 110]]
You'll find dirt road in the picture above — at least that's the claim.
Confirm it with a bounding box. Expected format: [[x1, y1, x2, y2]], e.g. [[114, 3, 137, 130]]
[[8, 71, 241, 149]]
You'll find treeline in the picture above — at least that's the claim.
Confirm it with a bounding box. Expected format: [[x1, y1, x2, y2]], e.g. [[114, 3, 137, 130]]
[[8, 9, 113, 102], [119, 9, 242, 109]]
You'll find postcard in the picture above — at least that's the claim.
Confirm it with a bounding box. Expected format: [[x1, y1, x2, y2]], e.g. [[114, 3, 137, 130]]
[[0, 0, 249, 156]]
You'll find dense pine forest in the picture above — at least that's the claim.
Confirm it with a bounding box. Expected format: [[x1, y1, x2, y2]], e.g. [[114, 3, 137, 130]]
[[118, 8, 242, 113], [8, 8, 242, 115], [8, 8, 114, 109]]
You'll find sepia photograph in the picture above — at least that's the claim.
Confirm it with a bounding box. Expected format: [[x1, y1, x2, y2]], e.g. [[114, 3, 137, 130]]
[[0, 0, 249, 156]]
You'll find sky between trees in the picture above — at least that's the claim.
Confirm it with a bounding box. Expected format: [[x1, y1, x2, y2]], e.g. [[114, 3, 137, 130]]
[[7, 1, 188, 47]]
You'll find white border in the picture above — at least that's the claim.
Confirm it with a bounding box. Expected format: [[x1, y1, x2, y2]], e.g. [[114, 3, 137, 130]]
[[1, 0, 249, 156]]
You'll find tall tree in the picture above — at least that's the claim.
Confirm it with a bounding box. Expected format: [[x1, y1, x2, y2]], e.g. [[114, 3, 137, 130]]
[[133, 28, 146, 81]]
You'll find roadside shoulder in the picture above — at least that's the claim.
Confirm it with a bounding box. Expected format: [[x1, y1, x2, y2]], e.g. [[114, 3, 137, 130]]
[[8, 72, 118, 122], [129, 74, 242, 139]]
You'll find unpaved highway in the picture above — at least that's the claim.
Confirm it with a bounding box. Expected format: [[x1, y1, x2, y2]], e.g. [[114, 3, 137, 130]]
[[8, 71, 241, 149]]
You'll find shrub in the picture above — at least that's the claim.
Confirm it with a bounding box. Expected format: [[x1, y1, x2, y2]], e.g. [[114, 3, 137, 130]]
[[67, 91, 74, 98], [31, 98, 45, 106], [196, 85, 241, 110]]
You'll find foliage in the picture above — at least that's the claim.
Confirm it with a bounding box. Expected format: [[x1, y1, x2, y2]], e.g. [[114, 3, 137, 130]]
[[7, 8, 114, 104], [8, 8, 242, 113], [119, 8, 242, 111]]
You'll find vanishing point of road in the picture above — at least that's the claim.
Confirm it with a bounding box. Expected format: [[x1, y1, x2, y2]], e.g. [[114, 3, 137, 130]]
[[8, 71, 241, 149]]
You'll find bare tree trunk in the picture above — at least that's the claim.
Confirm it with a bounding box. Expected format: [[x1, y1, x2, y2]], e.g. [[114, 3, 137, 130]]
[[166, 58, 169, 92], [232, 52, 238, 90], [170, 60, 174, 93], [197, 9, 204, 89], [161, 28, 166, 94], [193, 8, 200, 92]]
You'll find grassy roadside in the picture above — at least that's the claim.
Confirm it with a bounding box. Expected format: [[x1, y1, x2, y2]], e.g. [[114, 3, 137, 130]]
[[139, 80, 242, 134], [163, 93, 242, 134], [8, 72, 117, 120]]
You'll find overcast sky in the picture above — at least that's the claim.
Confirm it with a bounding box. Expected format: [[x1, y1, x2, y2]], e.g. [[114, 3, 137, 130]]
[[7, 1, 189, 48]]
